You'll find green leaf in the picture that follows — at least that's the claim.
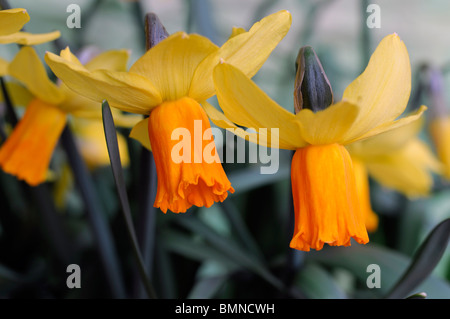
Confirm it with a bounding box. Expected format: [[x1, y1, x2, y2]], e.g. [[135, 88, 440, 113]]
[[174, 215, 290, 293], [227, 165, 290, 194], [385, 218, 450, 299], [102, 100, 157, 299], [307, 243, 450, 299], [187, 276, 228, 299], [0, 264, 25, 284], [295, 263, 347, 299], [161, 229, 238, 269], [398, 190, 450, 279]]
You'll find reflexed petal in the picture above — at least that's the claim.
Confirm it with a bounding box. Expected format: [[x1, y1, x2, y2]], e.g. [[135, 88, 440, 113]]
[[190, 10, 292, 101], [72, 118, 130, 169], [202, 101, 280, 148], [59, 47, 84, 66], [0, 8, 29, 36], [45, 51, 162, 114], [342, 34, 411, 139], [213, 62, 304, 149], [0, 81, 33, 107], [296, 101, 360, 145], [228, 27, 246, 39], [346, 105, 427, 144], [110, 109, 143, 128], [130, 32, 218, 101], [85, 49, 130, 72], [9, 46, 65, 105], [0, 30, 60, 45], [366, 139, 441, 197], [129, 118, 152, 151], [0, 57, 8, 76], [346, 115, 424, 159]]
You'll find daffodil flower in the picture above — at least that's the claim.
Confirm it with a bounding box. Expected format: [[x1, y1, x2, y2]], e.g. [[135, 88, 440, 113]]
[[44, 10, 292, 213], [0, 8, 60, 45], [347, 118, 442, 232], [209, 33, 426, 251], [0, 46, 141, 186]]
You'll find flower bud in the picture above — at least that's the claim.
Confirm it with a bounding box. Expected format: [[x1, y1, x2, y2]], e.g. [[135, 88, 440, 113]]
[[294, 46, 333, 113]]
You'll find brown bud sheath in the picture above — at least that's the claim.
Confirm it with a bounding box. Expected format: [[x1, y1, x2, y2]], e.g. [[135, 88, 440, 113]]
[[145, 13, 169, 50], [294, 46, 333, 113]]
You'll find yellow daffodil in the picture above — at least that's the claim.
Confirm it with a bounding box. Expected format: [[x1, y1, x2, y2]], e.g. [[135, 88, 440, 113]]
[[0, 8, 60, 45], [347, 119, 442, 232], [44, 10, 292, 213], [209, 33, 426, 251], [0, 46, 140, 186]]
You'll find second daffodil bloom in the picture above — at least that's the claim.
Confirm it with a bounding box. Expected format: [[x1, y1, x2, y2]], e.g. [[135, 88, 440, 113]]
[[0, 46, 140, 186], [209, 34, 426, 251], [45, 10, 292, 213], [347, 118, 442, 232], [0, 8, 60, 45]]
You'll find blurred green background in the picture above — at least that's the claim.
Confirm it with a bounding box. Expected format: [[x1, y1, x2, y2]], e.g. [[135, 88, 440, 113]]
[[0, 0, 449, 299]]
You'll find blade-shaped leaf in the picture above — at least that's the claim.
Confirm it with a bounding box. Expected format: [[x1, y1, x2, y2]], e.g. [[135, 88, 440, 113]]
[[385, 218, 450, 299], [307, 242, 450, 299], [102, 100, 157, 299], [175, 215, 304, 297], [295, 263, 347, 299]]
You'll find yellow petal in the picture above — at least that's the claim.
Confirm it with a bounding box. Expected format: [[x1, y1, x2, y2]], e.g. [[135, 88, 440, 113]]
[[347, 105, 427, 144], [129, 32, 218, 101], [59, 46, 84, 66], [84, 49, 130, 72], [189, 10, 292, 101], [347, 115, 424, 159], [213, 62, 304, 149], [342, 34, 411, 139], [45, 51, 162, 114], [110, 109, 143, 128], [228, 27, 246, 39], [0, 81, 33, 107], [296, 101, 360, 145], [202, 101, 265, 147], [0, 30, 60, 45], [366, 139, 440, 198], [9, 46, 65, 105], [0, 8, 29, 36], [129, 118, 152, 151], [72, 119, 130, 169], [0, 57, 8, 76]]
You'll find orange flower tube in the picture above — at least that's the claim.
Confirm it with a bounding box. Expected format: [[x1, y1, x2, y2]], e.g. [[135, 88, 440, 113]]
[[148, 97, 234, 213], [0, 99, 67, 186], [290, 144, 369, 251]]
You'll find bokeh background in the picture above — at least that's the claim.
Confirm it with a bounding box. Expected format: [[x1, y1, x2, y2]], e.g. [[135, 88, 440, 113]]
[[0, 0, 449, 299]]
